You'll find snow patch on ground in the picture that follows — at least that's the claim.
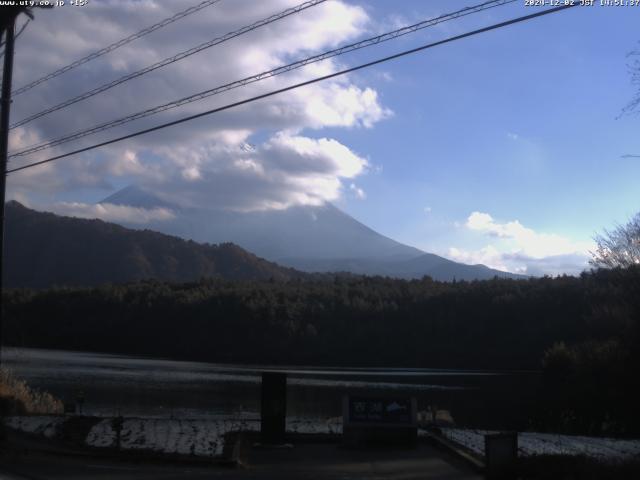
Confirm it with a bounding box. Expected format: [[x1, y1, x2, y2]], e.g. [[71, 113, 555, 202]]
[[85, 418, 257, 457], [84, 416, 342, 458], [440, 428, 640, 461], [3, 415, 65, 439], [85, 418, 116, 448], [286, 416, 342, 435]]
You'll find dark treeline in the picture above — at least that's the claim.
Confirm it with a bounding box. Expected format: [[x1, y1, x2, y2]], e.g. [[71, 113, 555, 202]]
[[3, 267, 637, 369], [3, 266, 640, 433]]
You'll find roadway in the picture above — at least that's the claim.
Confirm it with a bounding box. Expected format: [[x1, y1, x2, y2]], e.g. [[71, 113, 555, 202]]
[[1, 442, 481, 479]]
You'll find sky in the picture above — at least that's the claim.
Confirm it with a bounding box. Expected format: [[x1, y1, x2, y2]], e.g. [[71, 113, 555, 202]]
[[5, 0, 640, 276]]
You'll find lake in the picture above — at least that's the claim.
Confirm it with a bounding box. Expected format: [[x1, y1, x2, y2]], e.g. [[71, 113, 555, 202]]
[[1, 347, 539, 428]]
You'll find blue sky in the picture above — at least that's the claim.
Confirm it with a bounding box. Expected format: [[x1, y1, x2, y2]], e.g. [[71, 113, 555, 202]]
[[6, 0, 640, 275], [327, 0, 640, 273]]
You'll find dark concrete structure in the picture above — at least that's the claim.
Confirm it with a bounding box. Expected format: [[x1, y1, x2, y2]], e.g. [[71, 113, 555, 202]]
[[260, 372, 287, 444], [484, 432, 518, 479]]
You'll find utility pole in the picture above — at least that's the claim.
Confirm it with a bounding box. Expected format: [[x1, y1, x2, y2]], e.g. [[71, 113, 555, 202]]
[[0, 8, 20, 369], [0, 6, 48, 368]]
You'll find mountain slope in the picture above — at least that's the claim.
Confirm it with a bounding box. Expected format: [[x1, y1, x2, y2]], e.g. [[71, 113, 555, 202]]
[[102, 186, 522, 281], [3, 201, 304, 288], [102, 186, 425, 261]]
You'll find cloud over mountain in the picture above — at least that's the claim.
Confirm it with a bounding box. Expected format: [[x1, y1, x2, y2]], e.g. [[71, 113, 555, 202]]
[[8, 0, 390, 211], [47, 202, 176, 224]]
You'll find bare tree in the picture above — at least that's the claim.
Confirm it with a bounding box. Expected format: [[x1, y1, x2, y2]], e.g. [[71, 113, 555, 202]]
[[622, 43, 640, 116], [590, 213, 640, 269], [597, 45, 640, 267]]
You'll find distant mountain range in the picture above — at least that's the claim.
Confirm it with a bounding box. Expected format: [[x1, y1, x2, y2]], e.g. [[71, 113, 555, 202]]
[[4, 201, 304, 288], [102, 186, 522, 281]]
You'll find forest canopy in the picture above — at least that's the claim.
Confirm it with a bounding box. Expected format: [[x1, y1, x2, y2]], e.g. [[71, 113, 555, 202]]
[[3, 265, 639, 434], [3, 266, 638, 369]]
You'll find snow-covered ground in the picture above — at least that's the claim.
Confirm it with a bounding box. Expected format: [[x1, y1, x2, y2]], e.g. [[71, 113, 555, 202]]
[[3, 415, 65, 439], [85, 416, 342, 457], [86, 418, 255, 456], [6, 416, 639, 462], [440, 428, 640, 462], [3, 415, 343, 458]]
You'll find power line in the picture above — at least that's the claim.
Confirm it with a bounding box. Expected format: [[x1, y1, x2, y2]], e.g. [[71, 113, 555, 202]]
[[10, 0, 327, 130], [6, 4, 577, 176], [0, 19, 30, 59], [0, 19, 30, 48], [10, 0, 223, 97], [9, 0, 515, 158]]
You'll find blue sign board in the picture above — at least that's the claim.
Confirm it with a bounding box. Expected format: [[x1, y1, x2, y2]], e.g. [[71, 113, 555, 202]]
[[346, 396, 415, 425]]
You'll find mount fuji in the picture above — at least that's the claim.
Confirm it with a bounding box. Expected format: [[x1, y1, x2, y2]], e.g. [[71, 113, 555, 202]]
[[101, 186, 520, 281]]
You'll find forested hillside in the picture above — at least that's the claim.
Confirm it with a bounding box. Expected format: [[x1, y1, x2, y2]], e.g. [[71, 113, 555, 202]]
[[3, 201, 305, 287]]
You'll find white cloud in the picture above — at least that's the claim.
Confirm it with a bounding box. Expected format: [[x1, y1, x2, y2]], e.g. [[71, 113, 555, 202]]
[[108, 150, 145, 177], [7, 0, 390, 213], [350, 183, 366, 199], [376, 71, 394, 82], [449, 245, 511, 273], [129, 133, 368, 212], [264, 133, 367, 178], [448, 211, 594, 276], [302, 82, 392, 129], [424, 206, 432, 214], [465, 211, 592, 259], [47, 202, 176, 224]]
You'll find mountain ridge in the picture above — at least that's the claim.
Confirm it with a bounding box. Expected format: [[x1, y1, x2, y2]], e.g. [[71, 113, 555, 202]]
[[3, 201, 306, 288], [100, 186, 523, 281], [102, 186, 426, 261]]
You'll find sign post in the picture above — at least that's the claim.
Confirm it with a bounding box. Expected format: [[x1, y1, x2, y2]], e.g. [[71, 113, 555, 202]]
[[343, 395, 417, 447]]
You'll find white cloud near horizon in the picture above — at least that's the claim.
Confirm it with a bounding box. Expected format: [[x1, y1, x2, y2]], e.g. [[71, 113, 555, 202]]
[[7, 0, 390, 212], [47, 202, 176, 224], [448, 211, 594, 276]]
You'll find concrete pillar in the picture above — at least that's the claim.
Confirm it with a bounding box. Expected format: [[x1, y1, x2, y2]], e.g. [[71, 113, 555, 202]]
[[484, 432, 518, 479], [260, 372, 287, 444]]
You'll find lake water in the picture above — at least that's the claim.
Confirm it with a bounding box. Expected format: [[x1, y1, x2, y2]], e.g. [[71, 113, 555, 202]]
[[1, 347, 539, 428]]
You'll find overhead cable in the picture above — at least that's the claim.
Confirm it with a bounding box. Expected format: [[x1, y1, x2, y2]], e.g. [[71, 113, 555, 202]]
[[6, 4, 578, 175], [10, 0, 327, 129], [9, 0, 514, 157], [11, 0, 223, 96]]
